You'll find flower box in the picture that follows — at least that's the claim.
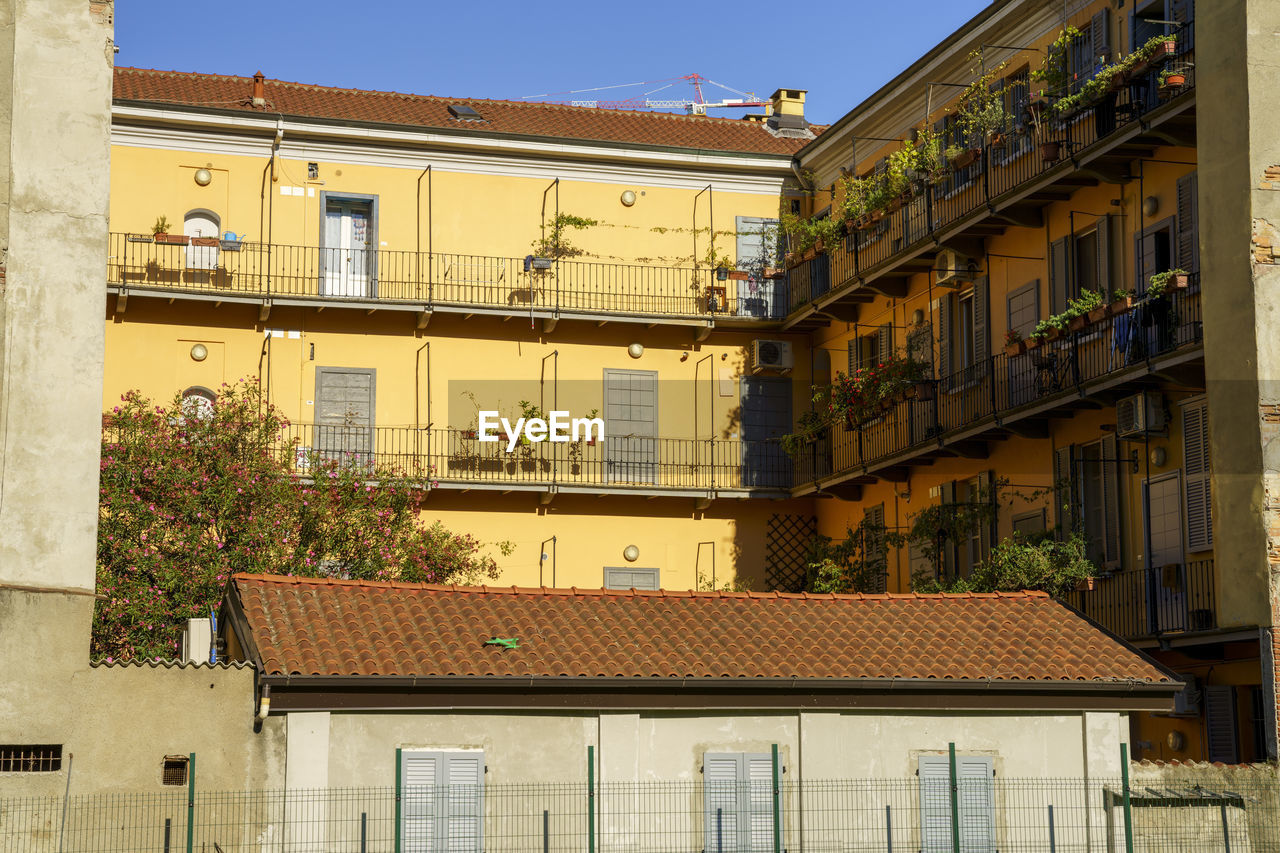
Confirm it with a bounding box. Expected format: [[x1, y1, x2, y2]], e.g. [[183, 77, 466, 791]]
[[1151, 40, 1177, 62], [727, 270, 749, 281], [1169, 272, 1190, 290], [154, 233, 189, 245], [949, 148, 981, 170], [1040, 140, 1063, 163], [763, 267, 786, 280], [190, 236, 220, 247], [1066, 315, 1088, 333], [127, 234, 155, 244], [1004, 340, 1028, 358], [1108, 296, 1134, 316], [1086, 306, 1109, 325]]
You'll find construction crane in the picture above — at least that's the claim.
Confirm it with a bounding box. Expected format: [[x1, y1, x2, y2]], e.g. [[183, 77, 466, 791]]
[[522, 74, 768, 115]]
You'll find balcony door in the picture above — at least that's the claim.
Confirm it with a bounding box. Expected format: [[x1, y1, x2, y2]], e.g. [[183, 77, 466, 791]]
[[1144, 473, 1186, 633], [321, 194, 376, 298], [604, 369, 657, 485], [314, 367, 376, 467], [740, 377, 790, 488]]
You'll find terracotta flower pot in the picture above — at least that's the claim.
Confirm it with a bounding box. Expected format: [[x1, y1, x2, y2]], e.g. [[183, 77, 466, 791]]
[[728, 270, 749, 281], [154, 233, 190, 245], [1067, 315, 1088, 333], [1163, 73, 1186, 88], [1087, 306, 1108, 324], [1004, 340, 1027, 358], [949, 148, 981, 170], [1108, 297, 1133, 316], [1040, 141, 1062, 163]]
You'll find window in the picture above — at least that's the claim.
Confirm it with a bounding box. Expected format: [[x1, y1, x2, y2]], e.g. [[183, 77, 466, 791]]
[[1006, 281, 1040, 339], [848, 324, 893, 374], [1134, 219, 1174, 295], [957, 293, 976, 371], [162, 755, 189, 786], [1050, 217, 1112, 317], [939, 279, 988, 386], [919, 754, 994, 852], [400, 749, 484, 853], [1182, 397, 1212, 551], [603, 567, 660, 591], [0, 745, 62, 772], [704, 752, 779, 852], [1012, 510, 1047, 538], [863, 503, 887, 593], [1054, 437, 1122, 569], [181, 386, 216, 421]]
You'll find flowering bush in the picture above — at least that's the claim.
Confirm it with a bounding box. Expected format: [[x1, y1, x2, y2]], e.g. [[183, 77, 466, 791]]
[[96, 380, 508, 661], [829, 357, 929, 427]]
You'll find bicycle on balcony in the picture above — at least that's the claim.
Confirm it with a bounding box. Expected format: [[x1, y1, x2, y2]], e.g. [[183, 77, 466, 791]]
[[1031, 348, 1076, 397]]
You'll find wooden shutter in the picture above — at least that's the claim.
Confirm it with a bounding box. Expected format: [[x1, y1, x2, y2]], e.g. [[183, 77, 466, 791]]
[[1169, 0, 1194, 50], [939, 296, 953, 382], [1049, 237, 1069, 315], [1091, 9, 1112, 65], [1095, 215, 1112, 296], [977, 471, 994, 565], [864, 503, 888, 593], [957, 757, 996, 852], [909, 541, 935, 584], [1054, 445, 1077, 539], [1183, 398, 1213, 550], [1205, 686, 1239, 764], [1101, 434, 1122, 569], [847, 339, 858, 375], [918, 755, 953, 853], [402, 750, 485, 853], [877, 324, 894, 364], [972, 277, 989, 379], [1177, 171, 1200, 274], [941, 481, 958, 579]]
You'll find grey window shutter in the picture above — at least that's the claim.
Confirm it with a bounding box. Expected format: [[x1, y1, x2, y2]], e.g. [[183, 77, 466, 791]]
[[847, 339, 858, 375], [402, 752, 439, 853], [942, 481, 958, 579], [1091, 8, 1112, 65], [745, 752, 779, 852], [977, 471, 994, 562], [444, 752, 485, 852], [972, 277, 989, 378], [957, 756, 996, 851], [1049, 238, 1069, 315], [704, 754, 742, 853], [1205, 686, 1239, 764], [918, 755, 953, 852], [1184, 399, 1213, 550], [401, 750, 485, 853], [877, 324, 894, 364], [1095, 215, 1112, 296], [864, 503, 888, 592], [909, 540, 936, 583], [1177, 171, 1200, 274], [1101, 434, 1122, 569], [939, 296, 953, 382], [1054, 445, 1077, 539]]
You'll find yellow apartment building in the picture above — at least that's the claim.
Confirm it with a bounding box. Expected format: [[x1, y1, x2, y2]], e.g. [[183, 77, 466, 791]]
[[105, 70, 821, 594], [101, 0, 1280, 764], [777, 0, 1268, 765]]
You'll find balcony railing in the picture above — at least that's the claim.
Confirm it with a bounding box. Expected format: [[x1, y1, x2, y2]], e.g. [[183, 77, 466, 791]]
[[278, 424, 793, 494], [1064, 559, 1216, 641], [806, 282, 1202, 483], [106, 234, 790, 322], [786, 29, 1195, 310]]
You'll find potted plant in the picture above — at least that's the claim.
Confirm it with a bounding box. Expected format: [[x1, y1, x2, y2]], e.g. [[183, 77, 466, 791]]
[[1003, 328, 1026, 358], [946, 146, 981, 170], [1107, 289, 1134, 315], [1158, 68, 1187, 94], [152, 215, 189, 245], [1147, 268, 1189, 298], [1039, 140, 1063, 163], [1068, 289, 1107, 326]]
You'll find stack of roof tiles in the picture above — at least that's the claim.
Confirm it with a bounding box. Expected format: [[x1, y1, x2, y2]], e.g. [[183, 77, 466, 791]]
[[230, 574, 1172, 686]]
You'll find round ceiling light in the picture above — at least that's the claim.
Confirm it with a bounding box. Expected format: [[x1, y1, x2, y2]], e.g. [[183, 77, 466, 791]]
[[190, 343, 209, 362], [620, 190, 637, 207], [623, 544, 640, 562], [194, 168, 213, 187]]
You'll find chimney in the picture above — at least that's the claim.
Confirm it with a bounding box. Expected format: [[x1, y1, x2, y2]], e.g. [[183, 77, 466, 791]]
[[767, 89, 807, 131], [252, 71, 266, 107]]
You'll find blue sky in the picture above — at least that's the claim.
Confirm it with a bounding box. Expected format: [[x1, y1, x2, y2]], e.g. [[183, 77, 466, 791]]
[[116, 1, 990, 126]]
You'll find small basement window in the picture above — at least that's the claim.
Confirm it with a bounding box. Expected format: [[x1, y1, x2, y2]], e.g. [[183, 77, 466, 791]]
[[162, 755, 189, 786], [0, 745, 62, 772]]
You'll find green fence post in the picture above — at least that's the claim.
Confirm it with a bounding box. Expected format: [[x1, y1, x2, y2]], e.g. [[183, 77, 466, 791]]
[[185, 752, 195, 853], [948, 743, 960, 853], [771, 744, 782, 853], [587, 745, 596, 853], [394, 747, 403, 853], [1120, 743, 1134, 853]]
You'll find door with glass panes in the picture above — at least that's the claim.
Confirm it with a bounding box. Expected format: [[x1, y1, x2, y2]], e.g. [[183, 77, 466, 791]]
[[322, 197, 375, 298]]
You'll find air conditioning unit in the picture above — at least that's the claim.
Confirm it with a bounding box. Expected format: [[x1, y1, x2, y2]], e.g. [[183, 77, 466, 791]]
[[1172, 675, 1202, 716], [934, 248, 974, 288], [1116, 391, 1166, 437], [752, 339, 794, 373]]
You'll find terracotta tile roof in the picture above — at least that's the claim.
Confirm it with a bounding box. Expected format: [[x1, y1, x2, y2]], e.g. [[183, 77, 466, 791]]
[[229, 574, 1173, 686], [113, 67, 815, 157]]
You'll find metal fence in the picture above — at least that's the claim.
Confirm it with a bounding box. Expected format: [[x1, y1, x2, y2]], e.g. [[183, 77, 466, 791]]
[[4, 774, 1277, 852], [105, 235, 789, 322], [1065, 559, 1217, 641], [786, 27, 1195, 306]]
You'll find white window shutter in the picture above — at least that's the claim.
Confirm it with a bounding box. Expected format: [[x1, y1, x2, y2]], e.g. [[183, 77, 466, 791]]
[[444, 753, 484, 853], [705, 752, 776, 852], [956, 756, 995, 852], [401, 750, 483, 853], [745, 753, 777, 853], [401, 752, 438, 853], [1183, 400, 1213, 550], [918, 755, 953, 853], [704, 753, 742, 853]]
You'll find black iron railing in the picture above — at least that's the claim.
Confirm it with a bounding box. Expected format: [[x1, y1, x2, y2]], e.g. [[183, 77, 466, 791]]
[[806, 283, 1202, 480], [275, 424, 794, 493], [106, 234, 790, 321], [785, 29, 1195, 309], [1065, 558, 1217, 640]]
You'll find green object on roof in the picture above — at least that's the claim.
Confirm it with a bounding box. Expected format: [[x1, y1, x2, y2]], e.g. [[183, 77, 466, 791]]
[[485, 637, 519, 650]]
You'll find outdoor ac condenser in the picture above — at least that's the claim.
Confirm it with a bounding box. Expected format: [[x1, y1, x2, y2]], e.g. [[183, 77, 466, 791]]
[[752, 339, 794, 373]]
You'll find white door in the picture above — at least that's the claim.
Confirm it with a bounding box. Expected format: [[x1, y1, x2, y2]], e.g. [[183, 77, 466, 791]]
[[1145, 474, 1186, 632], [323, 199, 373, 297], [184, 210, 220, 272]]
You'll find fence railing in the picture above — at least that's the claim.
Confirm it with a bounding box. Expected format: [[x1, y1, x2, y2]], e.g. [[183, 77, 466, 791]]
[[806, 283, 1202, 483], [106, 234, 790, 322], [4, 774, 1276, 853], [786, 30, 1195, 311], [1065, 558, 1217, 641]]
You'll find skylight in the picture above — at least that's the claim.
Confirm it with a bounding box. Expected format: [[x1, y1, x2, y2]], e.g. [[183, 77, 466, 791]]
[[448, 104, 484, 121]]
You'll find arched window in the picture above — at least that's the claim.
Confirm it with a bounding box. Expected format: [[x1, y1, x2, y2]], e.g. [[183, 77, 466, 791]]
[[181, 386, 216, 421], [184, 209, 221, 271]]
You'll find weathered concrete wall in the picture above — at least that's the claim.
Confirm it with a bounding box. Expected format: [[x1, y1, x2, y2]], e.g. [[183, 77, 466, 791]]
[[1199, 0, 1280, 759]]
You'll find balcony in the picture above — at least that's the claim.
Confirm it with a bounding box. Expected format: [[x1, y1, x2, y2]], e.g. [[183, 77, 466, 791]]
[[785, 34, 1196, 325], [106, 234, 789, 330], [1064, 559, 1216, 643], [281, 424, 793, 499], [798, 282, 1202, 493]]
